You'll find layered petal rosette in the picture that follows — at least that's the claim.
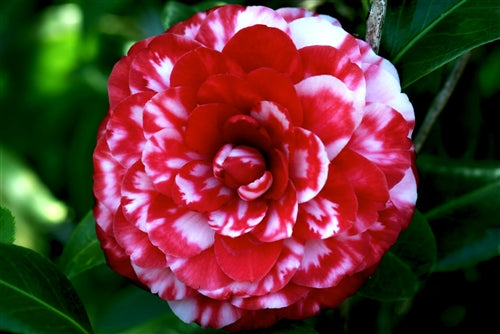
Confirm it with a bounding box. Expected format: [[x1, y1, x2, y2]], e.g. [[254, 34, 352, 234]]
[[93, 4, 417, 331]]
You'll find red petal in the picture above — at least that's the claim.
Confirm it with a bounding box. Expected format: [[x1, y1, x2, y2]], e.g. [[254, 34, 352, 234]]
[[296, 75, 363, 160], [129, 33, 202, 94], [133, 265, 195, 301], [168, 296, 243, 329], [106, 92, 155, 167], [195, 5, 288, 51], [93, 136, 126, 214], [169, 247, 232, 291], [232, 283, 309, 310], [147, 194, 214, 258], [290, 127, 329, 203], [292, 234, 368, 288], [214, 234, 283, 282], [167, 10, 209, 38], [294, 164, 357, 239], [208, 197, 267, 237], [142, 87, 196, 139], [248, 68, 303, 125], [252, 183, 298, 242], [170, 47, 245, 89], [142, 128, 203, 196], [299, 45, 365, 92], [249, 100, 294, 151], [222, 25, 302, 82], [347, 102, 412, 187], [264, 148, 289, 200], [113, 206, 166, 268], [172, 160, 233, 212], [197, 74, 261, 111], [222, 114, 272, 152], [184, 103, 240, 157]]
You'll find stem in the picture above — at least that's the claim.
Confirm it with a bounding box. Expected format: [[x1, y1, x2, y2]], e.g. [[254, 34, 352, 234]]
[[366, 0, 387, 53], [413, 52, 471, 153]]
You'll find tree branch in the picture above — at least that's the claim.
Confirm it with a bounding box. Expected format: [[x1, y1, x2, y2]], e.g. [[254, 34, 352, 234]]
[[366, 0, 387, 53], [413, 52, 471, 153]]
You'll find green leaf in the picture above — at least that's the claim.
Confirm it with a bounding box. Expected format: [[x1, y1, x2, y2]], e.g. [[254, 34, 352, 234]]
[[390, 210, 437, 277], [358, 252, 419, 302], [0, 206, 15, 244], [434, 228, 500, 271], [58, 211, 106, 280], [0, 243, 92, 334], [383, 0, 500, 87], [162, 1, 197, 30]]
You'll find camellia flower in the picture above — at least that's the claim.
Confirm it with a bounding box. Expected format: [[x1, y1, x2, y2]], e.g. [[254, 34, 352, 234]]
[[93, 4, 417, 331]]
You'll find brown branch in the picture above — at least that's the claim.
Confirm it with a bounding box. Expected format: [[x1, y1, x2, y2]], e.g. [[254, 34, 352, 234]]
[[366, 0, 387, 53]]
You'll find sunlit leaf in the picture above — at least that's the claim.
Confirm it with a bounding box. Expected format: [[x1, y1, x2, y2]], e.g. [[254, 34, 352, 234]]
[[58, 211, 106, 280], [0, 206, 15, 244], [383, 0, 500, 87], [0, 243, 92, 334]]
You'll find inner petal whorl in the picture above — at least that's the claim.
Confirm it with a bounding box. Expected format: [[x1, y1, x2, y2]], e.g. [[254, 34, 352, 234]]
[[213, 144, 267, 189]]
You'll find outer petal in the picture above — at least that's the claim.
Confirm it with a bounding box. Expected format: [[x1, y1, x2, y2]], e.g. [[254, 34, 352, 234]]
[[289, 127, 329, 203], [296, 75, 363, 160], [142, 87, 195, 139], [294, 164, 357, 239], [195, 5, 288, 51], [142, 128, 203, 196], [292, 234, 368, 288], [129, 33, 202, 94], [147, 194, 214, 258], [222, 25, 302, 82], [106, 92, 155, 168], [276, 7, 317, 22], [113, 206, 166, 268], [214, 234, 283, 282], [208, 197, 268, 237], [288, 17, 361, 64], [93, 136, 126, 214], [251, 183, 298, 242], [232, 283, 309, 310], [172, 160, 233, 212], [347, 102, 413, 187], [132, 264, 195, 301], [168, 296, 243, 329]]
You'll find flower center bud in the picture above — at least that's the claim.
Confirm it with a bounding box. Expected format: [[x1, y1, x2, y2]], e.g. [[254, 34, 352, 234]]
[[213, 144, 267, 189]]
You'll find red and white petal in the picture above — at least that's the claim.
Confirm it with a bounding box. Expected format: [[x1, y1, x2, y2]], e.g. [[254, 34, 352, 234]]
[[195, 5, 288, 51], [348, 103, 413, 187], [142, 87, 195, 139], [106, 92, 155, 168], [363, 58, 403, 105], [113, 206, 166, 269], [292, 234, 368, 288], [208, 197, 268, 237], [172, 160, 233, 212], [167, 10, 209, 38], [237, 171, 273, 201], [185, 103, 240, 157], [170, 47, 245, 89], [120, 161, 156, 232], [222, 25, 302, 82], [132, 265, 195, 301], [147, 194, 214, 258], [93, 136, 126, 214], [129, 33, 202, 94], [296, 75, 364, 160], [248, 68, 303, 125], [169, 248, 233, 291], [252, 183, 298, 242], [288, 17, 361, 64], [388, 165, 418, 229], [232, 283, 309, 310], [289, 127, 329, 203], [249, 100, 294, 150], [142, 128, 203, 196], [299, 46, 365, 93], [214, 234, 283, 282], [294, 166, 357, 239], [276, 7, 317, 22], [222, 114, 273, 152], [168, 296, 243, 329]]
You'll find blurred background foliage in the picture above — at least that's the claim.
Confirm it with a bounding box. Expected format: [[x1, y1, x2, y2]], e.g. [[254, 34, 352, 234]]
[[0, 0, 499, 333]]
